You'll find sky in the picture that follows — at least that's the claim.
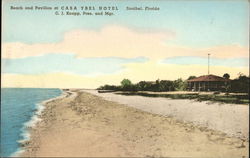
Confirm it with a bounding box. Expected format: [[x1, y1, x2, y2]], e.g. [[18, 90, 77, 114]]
[[2, 0, 249, 88]]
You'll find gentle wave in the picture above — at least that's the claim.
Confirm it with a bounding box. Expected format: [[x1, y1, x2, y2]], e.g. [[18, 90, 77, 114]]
[[13, 90, 67, 157], [1, 88, 63, 157]]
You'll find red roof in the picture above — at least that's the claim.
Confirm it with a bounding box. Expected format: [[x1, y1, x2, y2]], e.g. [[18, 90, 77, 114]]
[[187, 74, 230, 82]]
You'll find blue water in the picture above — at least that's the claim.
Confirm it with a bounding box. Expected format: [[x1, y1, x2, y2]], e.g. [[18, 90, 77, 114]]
[[1, 88, 62, 157]]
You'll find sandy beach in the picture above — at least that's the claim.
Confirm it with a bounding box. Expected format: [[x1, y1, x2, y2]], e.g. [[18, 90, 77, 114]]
[[21, 89, 249, 157], [85, 90, 249, 139]]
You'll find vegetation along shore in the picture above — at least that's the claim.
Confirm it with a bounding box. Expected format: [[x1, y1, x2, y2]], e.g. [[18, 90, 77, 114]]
[[98, 73, 249, 105]]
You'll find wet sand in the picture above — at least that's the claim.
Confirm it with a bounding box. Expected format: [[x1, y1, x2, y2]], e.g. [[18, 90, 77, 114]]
[[21, 90, 249, 157]]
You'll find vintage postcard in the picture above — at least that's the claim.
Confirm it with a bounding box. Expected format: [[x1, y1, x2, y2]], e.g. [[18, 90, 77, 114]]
[[1, 0, 249, 157]]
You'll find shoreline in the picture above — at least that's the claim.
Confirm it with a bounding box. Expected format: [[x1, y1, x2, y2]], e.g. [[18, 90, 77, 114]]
[[12, 89, 68, 157], [85, 90, 249, 140], [20, 89, 249, 157], [19, 89, 79, 157]]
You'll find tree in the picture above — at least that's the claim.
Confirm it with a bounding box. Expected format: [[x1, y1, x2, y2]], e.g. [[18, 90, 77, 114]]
[[137, 81, 147, 91], [121, 79, 132, 87], [97, 84, 119, 90], [173, 78, 185, 91], [187, 76, 196, 80], [223, 73, 230, 79], [154, 79, 160, 91], [120, 79, 136, 91], [231, 74, 249, 93], [159, 80, 173, 91]]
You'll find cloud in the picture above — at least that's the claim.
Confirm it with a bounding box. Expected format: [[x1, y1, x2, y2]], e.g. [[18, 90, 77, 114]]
[[2, 53, 148, 75], [2, 25, 248, 59], [162, 56, 249, 67], [3, 61, 249, 88], [2, 25, 248, 88]]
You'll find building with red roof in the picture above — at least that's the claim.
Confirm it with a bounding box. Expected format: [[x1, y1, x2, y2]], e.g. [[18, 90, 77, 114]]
[[187, 74, 231, 91]]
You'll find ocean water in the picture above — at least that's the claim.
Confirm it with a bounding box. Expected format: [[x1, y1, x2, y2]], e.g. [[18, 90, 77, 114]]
[[1, 88, 62, 157]]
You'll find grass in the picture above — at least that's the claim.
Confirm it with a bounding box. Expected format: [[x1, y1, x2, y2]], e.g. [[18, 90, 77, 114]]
[[115, 92, 249, 105]]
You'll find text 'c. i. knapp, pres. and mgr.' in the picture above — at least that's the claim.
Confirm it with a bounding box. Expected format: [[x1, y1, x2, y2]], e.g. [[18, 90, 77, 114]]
[[10, 5, 160, 16]]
